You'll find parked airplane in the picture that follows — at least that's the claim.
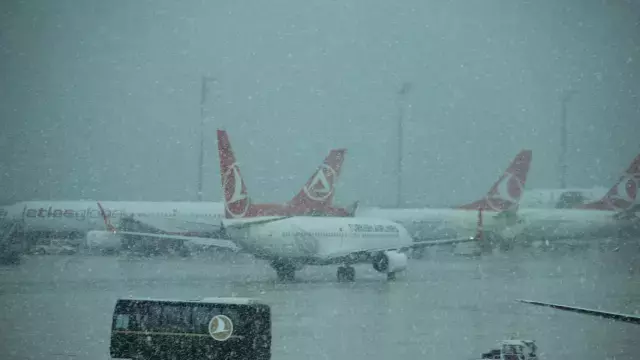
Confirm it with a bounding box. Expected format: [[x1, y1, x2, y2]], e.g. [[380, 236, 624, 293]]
[[99, 128, 481, 281], [215, 130, 355, 218], [355, 150, 533, 243], [513, 154, 640, 243], [518, 299, 640, 325], [0, 136, 352, 250], [519, 187, 608, 209]]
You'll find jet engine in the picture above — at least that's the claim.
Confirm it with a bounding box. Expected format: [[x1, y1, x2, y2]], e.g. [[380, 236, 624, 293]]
[[372, 250, 407, 274], [86, 230, 121, 253]]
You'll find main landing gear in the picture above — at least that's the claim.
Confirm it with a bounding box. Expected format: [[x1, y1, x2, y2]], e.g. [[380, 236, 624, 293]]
[[337, 265, 355, 282], [271, 261, 296, 282]]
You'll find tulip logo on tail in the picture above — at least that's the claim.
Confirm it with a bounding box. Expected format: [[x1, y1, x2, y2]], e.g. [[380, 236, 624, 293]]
[[486, 172, 524, 211], [303, 164, 337, 201], [606, 174, 639, 211], [223, 163, 250, 218], [208, 314, 234, 341]]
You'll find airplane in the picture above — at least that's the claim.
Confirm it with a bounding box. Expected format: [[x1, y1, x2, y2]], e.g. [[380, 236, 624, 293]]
[[0, 135, 353, 251], [354, 150, 533, 245], [215, 129, 355, 218], [517, 299, 640, 325], [87, 130, 358, 254], [519, 187, 609, 209], [511, 154, 640, 244], [98, 128, 481, 281]]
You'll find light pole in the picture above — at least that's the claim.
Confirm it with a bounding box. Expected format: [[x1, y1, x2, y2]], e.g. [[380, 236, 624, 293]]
[[396, 82, 412, 208], [559, 89, 577, 189], [197, 76, 216, 201]]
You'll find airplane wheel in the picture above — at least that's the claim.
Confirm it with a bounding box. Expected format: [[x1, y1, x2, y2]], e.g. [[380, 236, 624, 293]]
[[386, 272, 397, 281], [345, 266, 356, 281], [276, 268, 295, 282], [272, 261, 296, 282], [337, 266, 355, 282]]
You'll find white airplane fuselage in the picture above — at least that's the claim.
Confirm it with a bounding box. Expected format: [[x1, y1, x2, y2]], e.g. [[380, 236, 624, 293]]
[[519, 187, 608, 209], [354, 207, 501, 240], [0, 201, 224, 232], [513, 208, 636, 241], [225, 216, 413, 265]]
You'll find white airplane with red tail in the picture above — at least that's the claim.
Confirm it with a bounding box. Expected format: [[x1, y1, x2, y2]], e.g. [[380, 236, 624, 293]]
[[514, 153, 640, 242], [355, 150, 533, 242], [205, 129, 482, 281], [99, 129, 481, 281], [0, 131, 354, 252]]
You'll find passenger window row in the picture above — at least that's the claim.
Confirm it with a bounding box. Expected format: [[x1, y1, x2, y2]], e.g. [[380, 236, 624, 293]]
[[281, 231, 343, 237]]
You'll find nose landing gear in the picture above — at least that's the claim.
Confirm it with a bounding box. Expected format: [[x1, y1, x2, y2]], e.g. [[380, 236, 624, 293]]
[[337, 265, 355, 282]]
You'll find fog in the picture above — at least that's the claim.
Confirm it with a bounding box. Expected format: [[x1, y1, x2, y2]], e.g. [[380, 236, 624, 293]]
[[1, 0, 639, 207]]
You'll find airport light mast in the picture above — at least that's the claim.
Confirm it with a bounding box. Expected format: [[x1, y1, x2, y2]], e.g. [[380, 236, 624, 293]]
[[396, 82, 412, 208], [198, 76, 216, 201], [559, 89, 577, 189]]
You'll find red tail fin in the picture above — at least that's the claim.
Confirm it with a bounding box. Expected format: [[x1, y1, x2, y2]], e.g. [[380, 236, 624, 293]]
[[578, 154, 640, 212], [217, 130, 251, 219], [288, 149, 346, 208], [458, 150, 533, 212]]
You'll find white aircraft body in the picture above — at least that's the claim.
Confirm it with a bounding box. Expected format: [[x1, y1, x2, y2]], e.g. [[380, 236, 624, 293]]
[[0, 134, 351, 252], [0, 201, 223, 235], [355, 207, 484, 240], [510, 154, 640, 242], [354, 150, 533, 243], [218, 214, 477, 281], [519, 187, 609, 209], [514, 208, 630, 242], [98, 129, 480, 281], [0, 201, 224, 249]]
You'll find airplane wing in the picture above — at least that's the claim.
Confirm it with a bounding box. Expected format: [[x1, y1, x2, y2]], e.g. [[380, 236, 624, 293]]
[[120, 215, 223, 235], [111, 216, 292, 251], [317, 209, 484, 262], [112, 230, 240, 251], [221, 216, 293, 230], [407, 236, 478, 249], [517, 299, 640, 325], [308, 235, 480, 265], [96, 202, 239, 251]]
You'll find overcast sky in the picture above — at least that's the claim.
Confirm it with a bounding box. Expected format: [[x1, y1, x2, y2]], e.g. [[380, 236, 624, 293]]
[[1, 0, 639, 207]]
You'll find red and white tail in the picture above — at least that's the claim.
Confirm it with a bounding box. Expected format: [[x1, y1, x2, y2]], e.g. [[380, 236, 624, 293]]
[[217, 130, 252, 219], [458, 149, 533, 212], [288, 149, 346, 209], [578, 154, 640, 212]]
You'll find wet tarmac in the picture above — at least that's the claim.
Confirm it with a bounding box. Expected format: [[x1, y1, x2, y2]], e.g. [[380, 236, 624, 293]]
[[0, 241, 639, 360]]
